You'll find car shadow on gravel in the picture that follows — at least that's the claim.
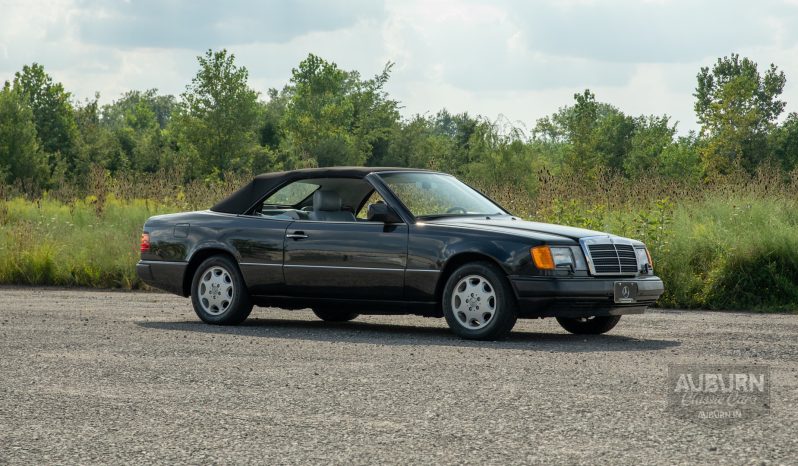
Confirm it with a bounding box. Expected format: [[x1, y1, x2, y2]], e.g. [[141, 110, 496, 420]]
[[136, 318, 680, 352]]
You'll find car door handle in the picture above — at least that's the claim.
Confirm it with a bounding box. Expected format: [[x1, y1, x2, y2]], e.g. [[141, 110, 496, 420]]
[[286, 232, 308, 240]]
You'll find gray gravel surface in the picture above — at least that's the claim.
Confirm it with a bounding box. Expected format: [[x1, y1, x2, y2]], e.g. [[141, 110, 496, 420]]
[[0, 287, 796, 465]]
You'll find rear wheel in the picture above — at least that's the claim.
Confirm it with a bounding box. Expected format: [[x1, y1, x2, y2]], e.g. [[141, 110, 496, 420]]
[[191, 255, 252, 325], [442, 262, 517, 340], [556, 315, 621, 335], [312, 307, 359, 322]]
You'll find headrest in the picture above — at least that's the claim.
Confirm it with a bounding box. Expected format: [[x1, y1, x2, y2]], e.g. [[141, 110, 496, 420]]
[[313, 190, 342, 211]]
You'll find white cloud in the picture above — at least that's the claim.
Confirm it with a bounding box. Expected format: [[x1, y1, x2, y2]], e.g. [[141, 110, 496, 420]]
[[1, 0, 797, 133]]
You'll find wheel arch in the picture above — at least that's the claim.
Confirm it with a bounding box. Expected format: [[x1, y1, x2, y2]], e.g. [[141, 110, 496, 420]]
[[434, 252, 508, 311], [182, 248, 239, 297]]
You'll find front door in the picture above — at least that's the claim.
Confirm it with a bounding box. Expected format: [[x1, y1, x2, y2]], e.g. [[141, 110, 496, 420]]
[[283, 221, 408, 299]]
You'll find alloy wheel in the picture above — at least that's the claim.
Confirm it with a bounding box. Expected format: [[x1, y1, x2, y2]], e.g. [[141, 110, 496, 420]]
[[198, 265, 235, 315], [450, 274, 497, 330]]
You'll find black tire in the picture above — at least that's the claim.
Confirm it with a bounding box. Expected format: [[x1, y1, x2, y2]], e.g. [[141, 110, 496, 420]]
[[312, 308, 359, 322], [556, 316, 621, 335], [442, 261, 518, 340], [190, 255, 252, 325]]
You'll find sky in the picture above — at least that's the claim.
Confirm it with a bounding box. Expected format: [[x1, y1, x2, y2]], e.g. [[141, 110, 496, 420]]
[[1, 0, 797, 134]]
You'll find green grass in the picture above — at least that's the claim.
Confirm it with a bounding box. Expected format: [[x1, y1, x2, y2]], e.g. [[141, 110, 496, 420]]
[[519, 194, 798, 312], [1, 174, 797, 312], [0, 195, 173, 288], [655, 197, 798, 311]]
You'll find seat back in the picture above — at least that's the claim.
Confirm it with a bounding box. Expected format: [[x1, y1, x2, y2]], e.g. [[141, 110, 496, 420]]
[[308, 190, 356, 222]]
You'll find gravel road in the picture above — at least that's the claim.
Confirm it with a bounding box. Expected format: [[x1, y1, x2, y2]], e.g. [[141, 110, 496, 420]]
[[0, 287, 796, 465]]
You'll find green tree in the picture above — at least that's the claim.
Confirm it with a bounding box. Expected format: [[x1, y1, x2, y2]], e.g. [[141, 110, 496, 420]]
[[593, 109, 635, 171], [534, 90, 633, 175], [563, 90, 600, 174], [12, 63, 79, 172], [694, 54, 786, 174], [74, 95, 126, 175], [102, 89, 175, 131], [379, 111, 488, 174], [280, 54, 399, 167], [460, 117, 536, 191], [101, 90, 176, 173], [427, 110, 481, 173], [258, 88, 287, 150], [177, 49, 261, 178], [381, 115, 452, 169], [534, 91, 596, 174], [658, 133, 702, 181], [769, 113, 798, 172], [624, 115, 677, 177], [0, 84, 48, 187]]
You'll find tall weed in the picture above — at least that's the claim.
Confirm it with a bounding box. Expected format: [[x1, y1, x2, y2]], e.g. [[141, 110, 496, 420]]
[[1, 168, 797, 311]]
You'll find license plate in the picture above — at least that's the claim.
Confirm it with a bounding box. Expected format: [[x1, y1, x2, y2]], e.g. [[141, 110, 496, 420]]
[[614, 282, 639, 303]]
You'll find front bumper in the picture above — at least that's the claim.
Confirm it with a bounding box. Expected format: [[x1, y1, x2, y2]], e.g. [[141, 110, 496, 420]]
[[509, 275, 664, 318]]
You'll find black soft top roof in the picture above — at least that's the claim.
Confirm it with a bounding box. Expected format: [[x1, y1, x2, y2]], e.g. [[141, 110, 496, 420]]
[[210, 167, 434, 214]]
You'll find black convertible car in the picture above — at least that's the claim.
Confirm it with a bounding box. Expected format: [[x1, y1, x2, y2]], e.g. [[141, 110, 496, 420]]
[[137, 167, 664, 340]]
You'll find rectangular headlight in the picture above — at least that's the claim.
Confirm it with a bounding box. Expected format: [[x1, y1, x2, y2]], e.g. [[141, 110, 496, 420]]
[[550, 247, 575, 268], [635, 247, 653, 272]]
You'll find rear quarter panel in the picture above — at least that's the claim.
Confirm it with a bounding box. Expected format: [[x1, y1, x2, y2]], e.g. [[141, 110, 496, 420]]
[[142, 211, 238, 262], [142, 211, 290, 295]]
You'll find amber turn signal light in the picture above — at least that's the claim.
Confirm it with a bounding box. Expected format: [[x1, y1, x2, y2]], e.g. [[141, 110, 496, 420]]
[[531, 246, 555, 270]]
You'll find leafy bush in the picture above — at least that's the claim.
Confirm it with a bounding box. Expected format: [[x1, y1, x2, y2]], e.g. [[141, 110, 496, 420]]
[[656, 197, 798, 311], [1, 169, 797, 313]]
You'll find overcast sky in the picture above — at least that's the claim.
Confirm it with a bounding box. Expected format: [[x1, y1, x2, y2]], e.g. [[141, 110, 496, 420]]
[[1, 0, 797, 134]]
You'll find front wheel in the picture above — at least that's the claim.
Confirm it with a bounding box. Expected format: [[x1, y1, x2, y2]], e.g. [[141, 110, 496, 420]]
[[442, 262, 517, 340], [556, 316, 621, 335], [191, 255, 252, 325]]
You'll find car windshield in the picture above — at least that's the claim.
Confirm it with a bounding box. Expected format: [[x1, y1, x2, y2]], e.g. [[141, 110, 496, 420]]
[[378, 172, 506, 219]]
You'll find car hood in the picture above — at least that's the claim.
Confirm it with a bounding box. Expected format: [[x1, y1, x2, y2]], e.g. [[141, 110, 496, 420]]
[[428, 216, 642, 245]]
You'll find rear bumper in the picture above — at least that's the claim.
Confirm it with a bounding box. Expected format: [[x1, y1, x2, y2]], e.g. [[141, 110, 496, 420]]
[[136, 260, 187, 296], [509, 275, 664, 318]]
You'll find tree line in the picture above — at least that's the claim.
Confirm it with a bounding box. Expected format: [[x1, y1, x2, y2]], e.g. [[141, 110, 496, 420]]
[[1, 50, 797, 194]]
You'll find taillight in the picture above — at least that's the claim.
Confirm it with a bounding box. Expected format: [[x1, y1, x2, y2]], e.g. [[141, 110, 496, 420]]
[[140, 232, 150, 253]]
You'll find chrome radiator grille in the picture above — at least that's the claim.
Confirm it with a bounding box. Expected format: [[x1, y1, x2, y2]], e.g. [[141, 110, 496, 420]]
[[582, 238, 639, 276]]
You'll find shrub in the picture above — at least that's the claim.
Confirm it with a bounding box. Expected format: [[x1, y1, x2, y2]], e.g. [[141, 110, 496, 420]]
[[0, 169, 796, 312]]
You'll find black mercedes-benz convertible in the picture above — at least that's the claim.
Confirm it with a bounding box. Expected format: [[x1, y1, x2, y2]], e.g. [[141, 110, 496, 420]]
[[137, 167, 664, 340]]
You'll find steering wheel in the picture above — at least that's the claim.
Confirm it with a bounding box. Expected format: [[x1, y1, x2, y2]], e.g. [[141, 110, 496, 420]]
[[446, 207, 467, 214]]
